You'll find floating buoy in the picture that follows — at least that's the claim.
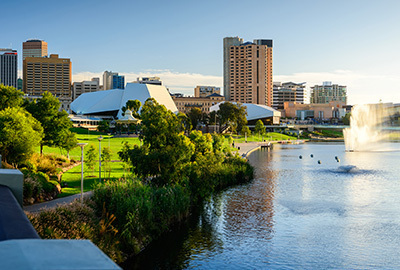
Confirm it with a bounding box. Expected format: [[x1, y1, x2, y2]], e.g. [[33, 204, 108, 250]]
[[336, 158, 340, 162], [318, 160, 321, 164], [299, 155, 302, 159], [335, 156, 338, 160], [310, 154, 314, 158]]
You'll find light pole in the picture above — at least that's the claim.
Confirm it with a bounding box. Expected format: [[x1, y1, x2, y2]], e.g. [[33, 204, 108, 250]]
[[77, 143, 87, 203], [107, 133, 111, 148], [98, 136, 103, 183]]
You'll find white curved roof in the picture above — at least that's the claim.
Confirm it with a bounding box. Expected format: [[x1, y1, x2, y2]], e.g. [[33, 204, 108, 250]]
[[70, 83, 178, 118], [210, 102, 281, 121]]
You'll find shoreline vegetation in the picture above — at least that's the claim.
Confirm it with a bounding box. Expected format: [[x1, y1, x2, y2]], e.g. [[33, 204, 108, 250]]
[[26, 99, 255, 263]]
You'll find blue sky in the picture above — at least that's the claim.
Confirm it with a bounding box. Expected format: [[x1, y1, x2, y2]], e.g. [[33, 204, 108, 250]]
[[2, 0, 400, 104]]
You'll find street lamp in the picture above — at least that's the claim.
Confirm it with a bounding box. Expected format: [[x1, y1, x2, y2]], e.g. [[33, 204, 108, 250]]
[[98, 136, 103, 183], [107, 133, 111, 148], [77, 143, 87, 203]]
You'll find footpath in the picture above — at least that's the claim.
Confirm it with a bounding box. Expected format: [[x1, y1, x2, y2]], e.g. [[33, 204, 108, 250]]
[[24, 143, 262, 214]]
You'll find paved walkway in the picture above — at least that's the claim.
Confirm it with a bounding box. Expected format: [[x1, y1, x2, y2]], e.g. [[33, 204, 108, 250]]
[[23, 191, 93, 214], [235, 142, 264, 157]]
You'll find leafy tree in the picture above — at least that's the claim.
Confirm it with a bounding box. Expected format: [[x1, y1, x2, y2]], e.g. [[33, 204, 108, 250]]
[[24, 92, 73, 154], [0, 107, 43, 167], [97, 120, 110, 133], [101, 146, 112, 179], [85, 145, 98, 176], [177, 112, 192, 133], [342, 113, 351, 125], [187, 107, 203, 130], [119, 98, 195, 185], [217, 102, 247, 133], [58, 130, 78, 159], [0, 84, 24, 110], [241, 125, 251, 136], [254, 120, 266, 135], [121, 99, 141, 118]]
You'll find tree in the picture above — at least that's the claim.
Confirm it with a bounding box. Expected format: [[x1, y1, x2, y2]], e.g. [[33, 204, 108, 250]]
[[254, 120, 266, 135], [97, 120, 110, 133], [58, 130, 78, 159], [121, 100, 141, 118], [101, 147, 112, 179], [241, 125, 251, 136], [217, 102, 247, 133], [0, 107, 43, 166], [0, 84, 24, 110], [24, 92, 73, 154], [342, 113, 351, 125], [85, 145, 98, 176], [119, 98, 195, 185], [187, 107, 203, 130]]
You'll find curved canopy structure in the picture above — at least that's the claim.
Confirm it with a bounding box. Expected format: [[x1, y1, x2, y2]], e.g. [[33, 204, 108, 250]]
[[70, 83, 178, 118]]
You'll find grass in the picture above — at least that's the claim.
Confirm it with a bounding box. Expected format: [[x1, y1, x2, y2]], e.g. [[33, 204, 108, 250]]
[[59, 161, 129, 198], [231, 132, 298, 143], [41, 129, 294, 198]]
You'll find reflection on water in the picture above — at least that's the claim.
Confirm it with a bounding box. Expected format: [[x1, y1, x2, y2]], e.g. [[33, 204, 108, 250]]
[[124, 143, 400, 269]]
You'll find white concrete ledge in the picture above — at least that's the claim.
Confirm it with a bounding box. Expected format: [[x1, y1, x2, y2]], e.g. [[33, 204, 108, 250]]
[[0, 239, 121, 269]]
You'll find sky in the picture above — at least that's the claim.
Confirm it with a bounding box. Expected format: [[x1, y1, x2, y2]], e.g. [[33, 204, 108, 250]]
[[1, 0, 400, 105]]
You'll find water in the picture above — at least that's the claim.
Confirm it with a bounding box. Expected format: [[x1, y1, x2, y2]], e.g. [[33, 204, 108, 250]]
[[123, 143, 400, 269]]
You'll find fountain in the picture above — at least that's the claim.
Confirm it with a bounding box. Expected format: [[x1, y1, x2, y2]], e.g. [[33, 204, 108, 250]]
[[343, 103, 390, 151]]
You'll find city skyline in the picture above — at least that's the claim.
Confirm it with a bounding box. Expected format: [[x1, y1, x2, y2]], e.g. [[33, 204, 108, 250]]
[[2, 0, 400, 104]]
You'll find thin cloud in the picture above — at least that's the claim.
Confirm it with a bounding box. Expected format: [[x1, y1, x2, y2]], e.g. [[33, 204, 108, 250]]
[[72, 69, 400, 105]]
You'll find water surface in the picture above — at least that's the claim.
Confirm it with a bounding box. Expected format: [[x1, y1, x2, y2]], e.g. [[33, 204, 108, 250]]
[[124, 143, 400, 269]]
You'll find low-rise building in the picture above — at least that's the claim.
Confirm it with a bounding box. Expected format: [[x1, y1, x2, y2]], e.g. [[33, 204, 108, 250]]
[[172, 93, 225, 114], [284, 101, 346, 121]]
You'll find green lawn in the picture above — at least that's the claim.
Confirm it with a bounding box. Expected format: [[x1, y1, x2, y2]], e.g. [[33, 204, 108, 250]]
[[43, 129, 296, 198], [231, 132, 297, 143], [58, 160, 130, 197]]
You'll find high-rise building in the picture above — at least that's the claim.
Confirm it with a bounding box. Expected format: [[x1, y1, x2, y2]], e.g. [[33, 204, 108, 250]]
[[72, 78, 100, 100], [273, 82, 306, 110], [112, 74, 125, 89], [23, 54, 71, 98], [103, 71, 117, 90], [22, 39, 48, 60], [194, 86, 221, 98], [223, 37, 273, 106], [17, 78, 23, 90], [310, 81, 347, 104], [0, 49, 18, 88]]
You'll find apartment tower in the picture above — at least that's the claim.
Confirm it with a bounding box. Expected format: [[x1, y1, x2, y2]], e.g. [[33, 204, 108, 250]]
[[102, 71, 124, 90], [0, 49, 18, 88], [23, 54, 71, 98], [22, 39, 48, 60], [223, 37, 273, 106], [310, 81, 347, 104]]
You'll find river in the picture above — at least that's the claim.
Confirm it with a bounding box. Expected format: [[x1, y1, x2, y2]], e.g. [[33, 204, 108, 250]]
[[123, 142, 400, 269]]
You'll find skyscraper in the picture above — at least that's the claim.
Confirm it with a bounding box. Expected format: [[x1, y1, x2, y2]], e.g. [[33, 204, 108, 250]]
[[273, 82, 306, 109], [0, 49, 18, 88], [112, 74, 125, 89], [23, 54, 71, 98], [22, 39, 48, 60], [223, 37, 273, 106]]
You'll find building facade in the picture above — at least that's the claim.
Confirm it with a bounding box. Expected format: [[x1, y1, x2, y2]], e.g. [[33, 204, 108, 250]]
[[23, 54, 71, 98], [0, 49, 18, 88], [22, 39, 48, 60], [273, 82, 306, 109], [112, 74, 125, 89], [194, 86, 221, 98], [172, 93, 225, 114], [135, 77, 162, 85], [72, 78, 100, 100], [310, 81, 347, 104], [223, 37, 273, 106], [284, 101, 346, 121]]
